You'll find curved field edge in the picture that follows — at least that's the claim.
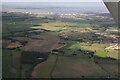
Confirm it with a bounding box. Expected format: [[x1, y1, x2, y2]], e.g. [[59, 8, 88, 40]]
[[32, 54, 57, 78]]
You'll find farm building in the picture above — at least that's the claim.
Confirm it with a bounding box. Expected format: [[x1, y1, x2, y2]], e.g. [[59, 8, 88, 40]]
[[105, 44, 120, 50], [79, 29, 90, 33]]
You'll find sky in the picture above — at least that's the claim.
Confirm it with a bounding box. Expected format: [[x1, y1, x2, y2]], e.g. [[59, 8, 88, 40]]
[[3, 2, 107, 8], [2, 0, 119, 8], [2, 0, 103, 2], [2, 0, 119, 2]]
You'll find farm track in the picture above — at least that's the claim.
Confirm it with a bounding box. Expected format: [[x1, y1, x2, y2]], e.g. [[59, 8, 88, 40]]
[[50, 55, 58, 78], [32, 64, 41, 78]]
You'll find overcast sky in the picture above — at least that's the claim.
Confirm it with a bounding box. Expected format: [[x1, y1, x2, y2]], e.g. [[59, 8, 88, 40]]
[[2, 0, 103, 2], [3, 2, 108, 8], [2, 0, 119, 2]]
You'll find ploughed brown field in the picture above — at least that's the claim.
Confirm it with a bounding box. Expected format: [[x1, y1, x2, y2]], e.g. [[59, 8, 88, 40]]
[[20, 32, 64, 53], [52, 56, 118, 78]]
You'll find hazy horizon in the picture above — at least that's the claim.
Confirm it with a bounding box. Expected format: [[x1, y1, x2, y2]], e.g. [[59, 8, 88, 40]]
[[2, 2, 109, 14], [2, 2, 107, 8]]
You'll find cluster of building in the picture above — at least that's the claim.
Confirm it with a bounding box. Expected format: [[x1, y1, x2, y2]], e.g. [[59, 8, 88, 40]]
[[105, 44, 120, 50]]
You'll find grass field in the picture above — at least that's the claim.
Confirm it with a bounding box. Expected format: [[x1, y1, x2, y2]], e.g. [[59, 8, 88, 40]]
[[33, 54, 57, 78], [21, 64, 33, 78], [31, 21, 92, 32], [81, 43, 108, 57], [31, 21, 77, 31], [59, 42, 89, 59], [2, 19, 43, 36], [60, 42, 118, 59], [93, 57, 118, 77], [2, 50, 21, 78], [3, 21, 32, 34], [52, 56, 109, 78], [80, 43, 118, 59], [98, 64, 118, 77]]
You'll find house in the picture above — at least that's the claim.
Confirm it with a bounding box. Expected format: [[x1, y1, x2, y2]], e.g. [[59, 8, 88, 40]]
[[105, 44, 120, 50]]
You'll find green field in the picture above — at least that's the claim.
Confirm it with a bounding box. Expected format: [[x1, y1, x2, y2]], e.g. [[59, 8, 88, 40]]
[[34, 54, 57, 78], [2, 50, 21, 78], [52, 56, 109, 78], [80, 43, 118, 59], [59, 42, 118, 59]]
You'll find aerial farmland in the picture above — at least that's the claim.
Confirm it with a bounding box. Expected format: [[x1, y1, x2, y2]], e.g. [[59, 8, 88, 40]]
[[2, 2, 119, 79]]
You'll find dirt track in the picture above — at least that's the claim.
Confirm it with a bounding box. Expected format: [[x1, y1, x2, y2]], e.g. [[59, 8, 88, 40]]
[[32, 63, 41, 78]]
